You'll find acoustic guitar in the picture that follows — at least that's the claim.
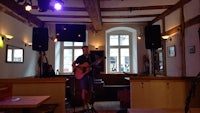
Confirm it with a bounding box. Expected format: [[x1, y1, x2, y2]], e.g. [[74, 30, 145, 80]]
[[74, 56, 106, 79]]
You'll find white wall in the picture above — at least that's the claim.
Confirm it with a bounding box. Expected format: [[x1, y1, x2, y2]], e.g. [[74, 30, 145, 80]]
[[164, 0, 200, 76], [0, 12, 38, 78]]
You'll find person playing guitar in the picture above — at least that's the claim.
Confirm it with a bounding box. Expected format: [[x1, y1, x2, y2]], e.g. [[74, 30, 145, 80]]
[[72, 45, 101, 112]]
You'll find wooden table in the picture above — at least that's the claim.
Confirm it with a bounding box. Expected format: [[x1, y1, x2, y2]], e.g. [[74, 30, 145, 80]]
[[0, 96, 50, 113]]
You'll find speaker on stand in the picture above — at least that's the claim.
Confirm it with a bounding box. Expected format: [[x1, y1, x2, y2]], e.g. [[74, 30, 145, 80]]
[[145, 25, 161, 76], [32, 27, 49, 77]]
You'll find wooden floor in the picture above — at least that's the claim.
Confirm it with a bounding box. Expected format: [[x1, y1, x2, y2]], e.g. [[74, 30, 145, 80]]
[[66, 101, 123, 112]]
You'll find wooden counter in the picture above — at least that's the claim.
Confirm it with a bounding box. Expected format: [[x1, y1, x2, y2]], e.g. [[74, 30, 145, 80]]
[[130, 76, 200, 109]]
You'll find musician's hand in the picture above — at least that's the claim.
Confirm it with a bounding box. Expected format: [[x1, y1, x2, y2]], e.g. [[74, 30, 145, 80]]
[[72, 62, 76, 70]]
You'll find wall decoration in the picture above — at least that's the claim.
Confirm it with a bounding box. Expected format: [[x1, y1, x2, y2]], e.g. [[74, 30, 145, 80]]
[[168, 45, 176, 57], [189, 46, 195, 54]]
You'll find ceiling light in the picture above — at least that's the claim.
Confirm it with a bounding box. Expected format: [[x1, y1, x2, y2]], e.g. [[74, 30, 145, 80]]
[[53, 0, 64, 11], [25, 3, 32, 11], [17, 0, 32, 11], [54, 3, 62, 10]]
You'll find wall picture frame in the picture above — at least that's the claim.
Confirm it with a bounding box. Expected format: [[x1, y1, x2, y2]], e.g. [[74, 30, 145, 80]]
[[168, 45, 176, 57], [188, 45, 195, 54]]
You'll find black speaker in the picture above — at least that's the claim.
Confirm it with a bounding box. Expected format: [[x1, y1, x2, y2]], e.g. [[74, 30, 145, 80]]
[[32, 27, 49, 51], [145, 25, 161, 49]]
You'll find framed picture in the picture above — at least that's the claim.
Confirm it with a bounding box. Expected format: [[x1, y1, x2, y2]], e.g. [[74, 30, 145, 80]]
[[168, 45, 176, 57], [188, 46, 195, 54]]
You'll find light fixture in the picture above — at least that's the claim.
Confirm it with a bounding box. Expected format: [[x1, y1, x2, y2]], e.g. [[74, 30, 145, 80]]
[[17, 0, 32, 11], [0, 34, 14, 40], [25, 42, 32, 46], [137, 27, 144, 40], [25, 3, 32, 11], [53, 38, 58, 42], [4, 34, 14, 40], [162, 35, 170, 40], [50, 37, 58, 43], [53, 0, 64, 11], [24, 0, 32, 11], [0, 35, 4, 48], [137, 34, 143, 40]]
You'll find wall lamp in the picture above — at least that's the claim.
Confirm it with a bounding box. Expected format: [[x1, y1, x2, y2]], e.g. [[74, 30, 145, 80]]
[[50, 37, 58, 43], [25, 42, 32, 46], [162, 35, 170, 40], [0, 34, 14, 40], [137, 34, 143, 40]]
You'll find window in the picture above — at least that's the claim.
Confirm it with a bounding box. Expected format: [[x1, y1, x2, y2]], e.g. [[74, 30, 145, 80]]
[[59, 42, 85, 74], [107, 34, 131, 73], [55, 30, 88, 75], [6, 45, 24, 63]]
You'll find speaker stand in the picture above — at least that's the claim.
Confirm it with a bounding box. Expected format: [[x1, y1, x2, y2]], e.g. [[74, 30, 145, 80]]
[[151, 49, 156, 76], [38, 51, 42, 78]]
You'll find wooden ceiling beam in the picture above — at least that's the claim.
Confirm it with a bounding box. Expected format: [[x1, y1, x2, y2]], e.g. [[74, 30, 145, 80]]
[[101, 5, 172, 11], [83, 0, 102, 31], [150, 0, 192, 24], [0, 0, 44, 27]]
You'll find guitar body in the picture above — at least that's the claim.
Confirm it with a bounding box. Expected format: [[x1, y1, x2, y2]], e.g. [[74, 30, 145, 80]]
[[74, 62, 90, 79], [74, 56, 106, 79]]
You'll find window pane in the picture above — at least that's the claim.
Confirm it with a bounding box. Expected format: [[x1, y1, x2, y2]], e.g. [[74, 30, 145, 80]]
[[120, 48, 130, 72], [13, 49, 23, 62], [74, 49, 82, 60], [110, 35, 118, 46], [74, 42, 83, 46], [109, 48, 118, 72], [7, 49, 12, 62], [64, 42, 73, 46], [63, 49, 73, 73], [120, 35, 129, 46]]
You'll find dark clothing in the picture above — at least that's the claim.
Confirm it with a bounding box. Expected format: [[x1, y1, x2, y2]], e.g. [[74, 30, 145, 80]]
[[48, 68, 56, 77], [42, 63, 49, 77], [75, 54, 94, 66], [75, 54, 96, 90]]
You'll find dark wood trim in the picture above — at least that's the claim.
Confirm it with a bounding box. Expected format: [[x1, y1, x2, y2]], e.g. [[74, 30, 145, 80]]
[[150, 0, 192, 24], [185, 15, 200, 28], [101, 5, 172, 11], [32, 6, 86, 11], [0, 0, 44, 27], [35, 14, 159, 19], [103, 14, 159, 18], [83, 0, 102, 31], [164, 15, 200, 35], [34, 14, 90, 18]]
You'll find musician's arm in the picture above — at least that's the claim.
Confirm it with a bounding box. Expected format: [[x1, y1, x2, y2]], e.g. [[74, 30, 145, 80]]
[[72, 61, 76, 69]]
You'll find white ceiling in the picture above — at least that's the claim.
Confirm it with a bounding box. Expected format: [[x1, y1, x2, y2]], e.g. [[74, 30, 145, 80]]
[[1, 0, 180, 30]]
